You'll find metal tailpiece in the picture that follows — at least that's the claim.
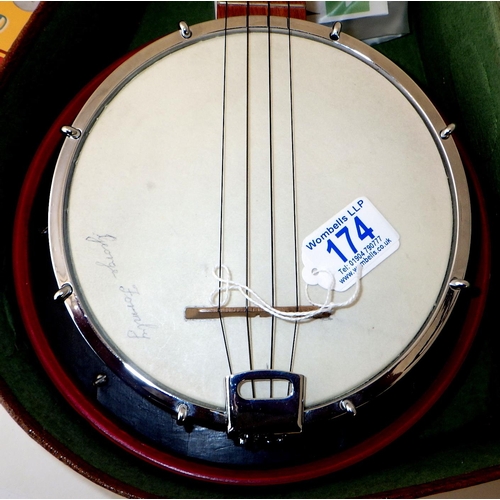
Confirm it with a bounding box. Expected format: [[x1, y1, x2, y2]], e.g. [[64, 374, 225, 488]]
[[226, 370, 304, 441]]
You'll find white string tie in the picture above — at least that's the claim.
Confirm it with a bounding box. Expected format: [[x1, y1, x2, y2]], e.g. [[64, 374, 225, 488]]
[[209, 264, 362, 323]]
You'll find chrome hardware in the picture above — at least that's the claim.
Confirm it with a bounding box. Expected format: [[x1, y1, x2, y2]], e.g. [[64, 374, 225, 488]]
[[330, 21, 342, 41], [340, 399, 357, 416], [176, 403, 189, 422], [93, 374, 108, 387], [449, 278, 470, 290], [440, 123, 456, 140], [179, 21, 192, 39], [226, 370, 304, 440], [60, 125, 82, 139], [53, 283, 73, 301]]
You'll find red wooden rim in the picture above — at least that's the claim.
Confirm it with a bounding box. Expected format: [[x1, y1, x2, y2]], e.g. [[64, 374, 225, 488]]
[[11, 49, 491, 486]]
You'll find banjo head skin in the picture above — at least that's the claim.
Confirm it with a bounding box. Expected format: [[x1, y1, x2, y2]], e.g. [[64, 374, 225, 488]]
[[11, 11, 488, 487]]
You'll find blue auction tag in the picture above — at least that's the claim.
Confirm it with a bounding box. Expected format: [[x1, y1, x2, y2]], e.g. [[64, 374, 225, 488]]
[[301, 197, 400, 291]]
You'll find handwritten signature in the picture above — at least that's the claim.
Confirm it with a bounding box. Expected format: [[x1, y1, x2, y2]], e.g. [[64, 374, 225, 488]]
[[119, 285, 157, 339], [86, 234, 156, 339], [86, 234, 119, 278]]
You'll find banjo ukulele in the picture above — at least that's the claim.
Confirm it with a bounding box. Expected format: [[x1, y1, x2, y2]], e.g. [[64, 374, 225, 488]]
[[13, 1, 488, 486]]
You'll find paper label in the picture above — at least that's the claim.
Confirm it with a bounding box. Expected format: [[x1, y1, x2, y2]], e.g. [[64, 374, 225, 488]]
[[306, 1, 389, 24], [301, 197, 399, 291]]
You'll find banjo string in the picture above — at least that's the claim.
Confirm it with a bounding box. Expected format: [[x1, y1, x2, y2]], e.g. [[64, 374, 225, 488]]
[[215, 2, 311, 387], [267, 0, 277, 397], [218, 1, 233, 375], [287, 2, 301, 375], [244, 2, 256, 397]]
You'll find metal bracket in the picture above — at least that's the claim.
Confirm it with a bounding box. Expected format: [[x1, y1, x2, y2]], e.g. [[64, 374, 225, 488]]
[[330, 21, 342, 41], [176, 403, 189, 422], [340, 398, 357, 416], [179, 21, 192, 39], [93, 373, 108, 387], [61, 125, 82, 139], [440, 123, 455, 140], [54, 283, 73, 301], [449, 278, 470, 290]]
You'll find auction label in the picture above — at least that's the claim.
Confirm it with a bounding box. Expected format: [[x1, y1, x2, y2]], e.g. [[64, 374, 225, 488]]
[[302, 197, 400, 291]]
